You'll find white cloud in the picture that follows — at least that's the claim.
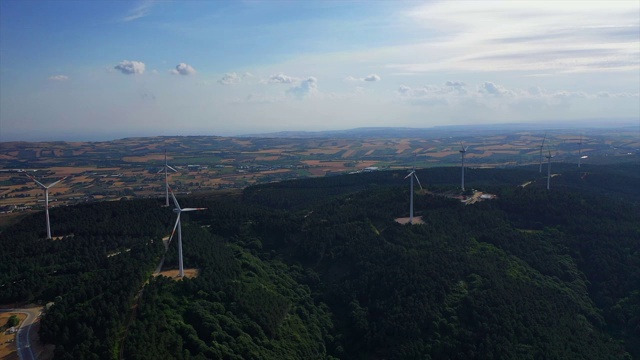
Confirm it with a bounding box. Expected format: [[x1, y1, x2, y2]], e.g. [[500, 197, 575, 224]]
[[346, 74, 382, 82], [48, 75, 68, 81], [287, 77, 318, 98], [364, 74, 381, 82], [391, 1, 640, 74], [217, 72, 253, 85], [114, 60, 146, 75], [397, 80, 640, 110], [170, 63, 196, 76], [120, 0, 154, 22], [268, 74, 298, 84], [477, 81, 514, 97], [218, 72, 240, 85]]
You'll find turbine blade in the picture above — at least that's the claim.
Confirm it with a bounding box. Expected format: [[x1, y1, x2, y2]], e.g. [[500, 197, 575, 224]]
[[541, 133, 547, 147], [169, 186, 181, 209], [414, 173, 423, 190], [167, 165, 178, 172], [46, 177, 66, 188], [157, 167, 165, 174], [181, 207, 207, 212], [404, 171, 415, 179], [26, 174, 46, 188], [168, 214, 180, 245]]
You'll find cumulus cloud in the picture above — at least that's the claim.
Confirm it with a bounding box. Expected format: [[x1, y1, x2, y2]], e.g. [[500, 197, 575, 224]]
[[269, 74, 298, 84], [397, 80, 639, 112], [346, 74, 382, 82], [477, 81, 513, 97], [218, 72, 240, 85], [287, 77, 318, 98], [114, 60, 146, 75], [218, 72, 253, 85], [48, 75, 68, 81], [364, 74, 381, 82], [170, 63, 196, 76]]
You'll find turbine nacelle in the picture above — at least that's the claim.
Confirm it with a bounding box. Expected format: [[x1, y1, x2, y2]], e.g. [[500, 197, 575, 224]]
[[404, 170, 422, 190], [459, 142, 469, 153]]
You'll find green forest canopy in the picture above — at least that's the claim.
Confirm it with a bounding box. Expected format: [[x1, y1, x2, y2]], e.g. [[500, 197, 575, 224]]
[[0, 162, 638, 359]]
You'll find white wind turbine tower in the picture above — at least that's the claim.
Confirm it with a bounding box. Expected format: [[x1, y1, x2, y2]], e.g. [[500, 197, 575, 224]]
[[26, 174, 66, 239], [459, 142, 469, 192], [158, 150, 178, 207], [404, 156, 423, 225], [168, 187, 207, 278], [545, 149, 555, 190], [538, 133, 547, 173], [577, 135, 583, 168]]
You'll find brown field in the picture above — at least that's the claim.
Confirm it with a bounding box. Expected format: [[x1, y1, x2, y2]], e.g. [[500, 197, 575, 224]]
[[154, 268, 199, 279], [122, 155, 168, 162], [301, 148, 342, 155], [308, 168, 329, 176], [341, 150, 356, 158], [0, 131, 635, 217], [0, 312, 26, 360], [254, 156, 280, 161], [427, 151, 459, 158], [395, 216, 424, 225]]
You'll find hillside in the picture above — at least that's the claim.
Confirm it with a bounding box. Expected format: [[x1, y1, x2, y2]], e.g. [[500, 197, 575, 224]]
[[0, 162, 638, 359]]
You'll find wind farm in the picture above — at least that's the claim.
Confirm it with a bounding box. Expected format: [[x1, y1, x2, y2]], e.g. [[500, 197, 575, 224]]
[[1, 126, 638, 360], [1, 1, 639, 358]]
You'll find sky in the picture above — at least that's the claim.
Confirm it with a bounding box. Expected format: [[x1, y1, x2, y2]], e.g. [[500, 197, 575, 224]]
[[1, 0, 638, 141]]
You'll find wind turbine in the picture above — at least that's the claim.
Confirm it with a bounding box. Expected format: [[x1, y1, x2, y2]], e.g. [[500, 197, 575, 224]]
[[158, 150, 178, 207], [577, 135, 583, 168], [459, 142, 469, 191], [545, 149, 555, 190], [25, 174, 66, 239], [168, 187, 206, 278], [404, 156, 422, 225], [538, 133, 547, 173]]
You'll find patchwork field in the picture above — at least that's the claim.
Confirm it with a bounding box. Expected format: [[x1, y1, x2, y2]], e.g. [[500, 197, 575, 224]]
[[0, 127, 637, 219]]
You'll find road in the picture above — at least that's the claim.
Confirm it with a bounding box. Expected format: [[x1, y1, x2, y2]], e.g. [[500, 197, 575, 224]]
[[0, 307, 41, 360]]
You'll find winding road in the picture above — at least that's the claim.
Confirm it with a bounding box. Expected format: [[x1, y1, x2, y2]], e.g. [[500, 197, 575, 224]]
[[1, 307, 41, 360]]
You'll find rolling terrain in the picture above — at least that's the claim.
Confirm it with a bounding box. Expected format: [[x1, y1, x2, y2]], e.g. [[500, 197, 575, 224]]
[[0, 160, 638, 359], [1, 126, 637, 219]]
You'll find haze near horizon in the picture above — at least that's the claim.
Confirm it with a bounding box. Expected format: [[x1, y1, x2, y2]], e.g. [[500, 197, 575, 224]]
[[1, 0, 638, 141]]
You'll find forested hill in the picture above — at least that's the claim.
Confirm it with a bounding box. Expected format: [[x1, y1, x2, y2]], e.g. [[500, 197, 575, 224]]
[[0, 162, 638, 359]]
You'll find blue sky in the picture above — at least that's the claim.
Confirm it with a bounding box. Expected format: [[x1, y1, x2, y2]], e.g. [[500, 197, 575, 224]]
[[1, 0, 638, 141]]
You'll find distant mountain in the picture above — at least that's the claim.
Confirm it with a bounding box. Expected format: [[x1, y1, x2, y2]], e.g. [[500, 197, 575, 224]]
[[241, 120, 639, 139]]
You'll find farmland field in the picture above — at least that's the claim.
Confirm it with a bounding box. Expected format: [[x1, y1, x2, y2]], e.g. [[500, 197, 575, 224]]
[[1, 126, 637, 221]]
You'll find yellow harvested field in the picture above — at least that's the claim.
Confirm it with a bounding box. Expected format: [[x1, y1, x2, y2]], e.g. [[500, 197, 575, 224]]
[[301, 148, 342, 155], [395, 216, 424, 225], [0, 312, 26, 360], [155, 268, 199, 279], [341, 150, 356, 158], [255, 156, 280, 161], [308, 168, 328, 176], [428, 151, 458, 158], [123, 155, 168, 162]]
